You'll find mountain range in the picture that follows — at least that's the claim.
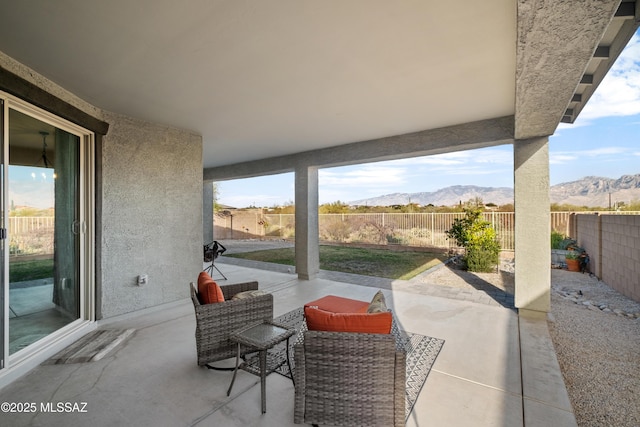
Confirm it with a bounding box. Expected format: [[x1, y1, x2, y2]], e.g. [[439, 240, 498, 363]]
[[348, 174, 640, 208]]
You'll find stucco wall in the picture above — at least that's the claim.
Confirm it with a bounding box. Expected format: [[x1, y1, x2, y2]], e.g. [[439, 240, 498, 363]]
[[1, 51, 204, 319], [577, 214, 640, 303], [99, 113, 202, 318]]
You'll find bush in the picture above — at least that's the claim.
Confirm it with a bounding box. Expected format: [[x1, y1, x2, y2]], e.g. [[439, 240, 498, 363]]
[[320, 220, 352, 242], [551, 231, 566, 249], [446, 208, 500, 272], [466, 246, 500, 272]]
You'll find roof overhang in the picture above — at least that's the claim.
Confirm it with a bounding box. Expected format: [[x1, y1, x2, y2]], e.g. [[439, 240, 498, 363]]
[[0, 1, 637, 174]]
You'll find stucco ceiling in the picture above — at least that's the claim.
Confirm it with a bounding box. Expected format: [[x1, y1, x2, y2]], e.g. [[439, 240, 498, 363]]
[[0, 1, 637, 170], [0, 1, 516, 168]]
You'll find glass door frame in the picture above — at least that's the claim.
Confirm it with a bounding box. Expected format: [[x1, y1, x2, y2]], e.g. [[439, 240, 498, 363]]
[[1, 98, 5, 370], [1, 92, 95, 368]]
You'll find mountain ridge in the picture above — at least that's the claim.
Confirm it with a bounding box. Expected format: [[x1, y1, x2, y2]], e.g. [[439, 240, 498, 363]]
[[348, 174, 640, 207]]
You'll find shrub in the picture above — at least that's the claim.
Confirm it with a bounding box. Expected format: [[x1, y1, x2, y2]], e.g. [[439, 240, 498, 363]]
[[466, 245, 500, 272], [446, 208, 501, 272], [320, 220, 352, 242], [551, 230, 566, 249], [565, 250, 580, 260]]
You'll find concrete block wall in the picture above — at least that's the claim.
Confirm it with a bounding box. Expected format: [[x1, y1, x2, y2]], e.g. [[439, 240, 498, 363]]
[[600, 215, 640, 303], [577, 214, 640, 303], [213, 211, 270, 240], [576, 214, 601, 278]]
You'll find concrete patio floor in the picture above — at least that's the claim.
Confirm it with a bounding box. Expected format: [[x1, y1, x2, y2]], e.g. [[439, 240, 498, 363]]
[[0, 262, 577, 426]]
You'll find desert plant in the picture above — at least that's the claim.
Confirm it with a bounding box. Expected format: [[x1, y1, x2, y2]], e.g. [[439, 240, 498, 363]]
[[466, 244, 499, 272], [320, 220, 352, 242], [551, 230, 566, 249], [565, 250, 580, 260], [446, 207, 501, 272]]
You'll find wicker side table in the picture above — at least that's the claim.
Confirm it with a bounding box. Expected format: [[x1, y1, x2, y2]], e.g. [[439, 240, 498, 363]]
[[227, 320, 296, 413]]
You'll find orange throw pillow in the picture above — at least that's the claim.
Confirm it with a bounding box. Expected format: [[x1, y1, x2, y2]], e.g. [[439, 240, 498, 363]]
[[197, 271, 225, 304], [304, 306, 392, 334]]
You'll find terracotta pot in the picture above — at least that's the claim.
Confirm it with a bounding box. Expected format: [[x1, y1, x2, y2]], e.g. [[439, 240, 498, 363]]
[[566, 258, 580, 272]]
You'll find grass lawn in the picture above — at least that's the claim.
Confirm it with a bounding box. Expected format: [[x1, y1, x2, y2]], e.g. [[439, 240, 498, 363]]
[[9, 259, 54, 282], [226, 245, 449, 280]]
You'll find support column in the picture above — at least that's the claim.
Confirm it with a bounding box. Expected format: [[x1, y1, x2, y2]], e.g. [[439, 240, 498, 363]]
[[203, 181, 214, 244], [295, 165, 319, 280], [514, 137, 551, 313]]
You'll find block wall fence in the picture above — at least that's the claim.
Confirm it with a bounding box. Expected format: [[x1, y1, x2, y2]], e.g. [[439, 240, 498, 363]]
[[574, 214, 640, 303], [212, 210, 639, 303]]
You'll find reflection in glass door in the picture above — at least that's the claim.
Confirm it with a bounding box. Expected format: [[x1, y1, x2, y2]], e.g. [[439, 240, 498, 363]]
[[6, 108, 81, 355]]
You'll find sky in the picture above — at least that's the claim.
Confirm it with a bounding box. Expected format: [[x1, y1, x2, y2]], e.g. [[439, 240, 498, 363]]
[[8, 166, 56, 209], [217, 30, 640, 208]]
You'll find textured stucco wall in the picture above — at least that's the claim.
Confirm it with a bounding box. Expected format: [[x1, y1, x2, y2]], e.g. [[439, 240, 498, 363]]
[[515, 0, 621, 138], [514, 137, 550, 312], [1, 50, 204, 318], [99, 112, 202, 318], [295, 166, 319, 280]]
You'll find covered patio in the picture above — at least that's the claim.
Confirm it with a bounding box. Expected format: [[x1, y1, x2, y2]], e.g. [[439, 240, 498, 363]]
[[0, 1, 638, 425], [0, 260, 572, 426]]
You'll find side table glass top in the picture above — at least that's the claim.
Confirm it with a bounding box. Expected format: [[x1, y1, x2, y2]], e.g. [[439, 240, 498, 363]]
[[231, 322, 292, 349]]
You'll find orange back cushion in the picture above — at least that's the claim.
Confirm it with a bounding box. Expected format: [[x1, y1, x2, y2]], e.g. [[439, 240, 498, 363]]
[[197, 271, 225, 304], [304, 306, 392, 334], [304, 295, 370, 313]]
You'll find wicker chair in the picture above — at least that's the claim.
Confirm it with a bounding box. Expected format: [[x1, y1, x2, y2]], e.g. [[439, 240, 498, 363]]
[[190, 281, 273, 368], [294, 330, 406, 426]]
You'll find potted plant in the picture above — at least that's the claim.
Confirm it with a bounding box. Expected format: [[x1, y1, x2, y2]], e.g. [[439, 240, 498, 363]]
[[551, 231, 571, 264], [565, 250, 581, 272]]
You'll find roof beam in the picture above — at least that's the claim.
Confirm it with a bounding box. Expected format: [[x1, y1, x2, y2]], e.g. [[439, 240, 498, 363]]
[[0, 65, 109, 135], [614, 1, 637, 17], [580, 74, 594, 85], [566, 4, 640, 123], [593, 46, 610, 58], [204, 116, 515, 182]]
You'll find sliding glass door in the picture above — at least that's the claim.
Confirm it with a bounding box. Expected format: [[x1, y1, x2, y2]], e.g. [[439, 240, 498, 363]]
[[1, 94, 93, 366], [1, 99, 5, 369]]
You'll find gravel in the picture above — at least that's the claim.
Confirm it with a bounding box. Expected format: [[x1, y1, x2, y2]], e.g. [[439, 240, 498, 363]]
[[547, 269, 640, 427]]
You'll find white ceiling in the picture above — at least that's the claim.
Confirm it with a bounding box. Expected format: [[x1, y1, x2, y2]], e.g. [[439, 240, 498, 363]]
[[0, 1, 516, 168]]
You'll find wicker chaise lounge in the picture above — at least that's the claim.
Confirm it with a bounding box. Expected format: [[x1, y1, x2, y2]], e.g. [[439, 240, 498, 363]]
[[190, 281, 273, 368]]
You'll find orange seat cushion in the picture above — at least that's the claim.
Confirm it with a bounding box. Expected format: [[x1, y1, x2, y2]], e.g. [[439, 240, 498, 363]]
[[197, 271, 225, 304], [304, 295, 369, 314], [304, 306, 392, 334]]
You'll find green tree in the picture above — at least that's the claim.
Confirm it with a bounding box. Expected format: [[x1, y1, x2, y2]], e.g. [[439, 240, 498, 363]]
[[319, 201, 350, 214], [621, 198, 640, 211], [446, 207, 500, 272], [271, 201, 295, 214]]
